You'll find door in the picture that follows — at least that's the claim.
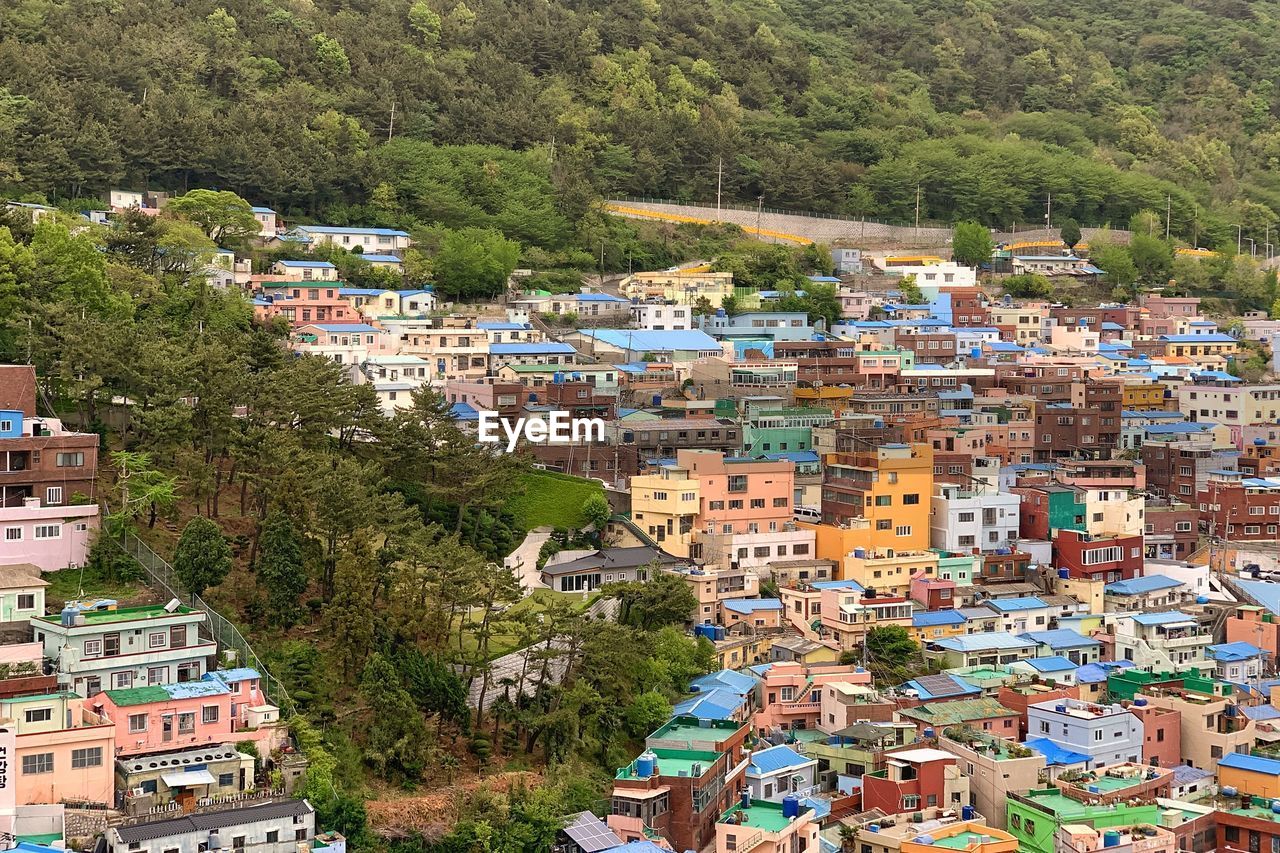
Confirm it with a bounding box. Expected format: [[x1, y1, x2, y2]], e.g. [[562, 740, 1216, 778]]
[[162, 714, 174, 742]]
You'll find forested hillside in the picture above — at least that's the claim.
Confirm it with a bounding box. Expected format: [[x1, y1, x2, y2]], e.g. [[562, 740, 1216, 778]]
[[4, 0, 1280, 247]]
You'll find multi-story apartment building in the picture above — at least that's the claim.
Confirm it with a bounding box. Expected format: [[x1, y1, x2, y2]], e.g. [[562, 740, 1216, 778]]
[[861, 747, 969, 815], [1197, 470, 1280, 541], [1026, 698, 1144, 770], [289, 223, 412, 253], [33, 602, 215, 695], [929, 483, 1022, 552], [1053, 529, 1143, 582], [819, 443, 933, 545], [1176, 377, 1280, 447], [1112, 610, 1213, 670], [1, 690, 116, 805]]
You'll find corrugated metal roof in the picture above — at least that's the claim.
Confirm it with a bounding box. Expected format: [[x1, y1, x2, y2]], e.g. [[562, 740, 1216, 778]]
[[748, 745, 812, 775], [1219, 752, 1280, 775]]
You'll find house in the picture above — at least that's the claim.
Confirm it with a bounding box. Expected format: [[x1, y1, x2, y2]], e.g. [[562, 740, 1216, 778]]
[[90, 669, 280, 757], [672, 689, 747, 722], [937, 732, 1045, 827], [753, 661, 870, 733], [1102, 574, 1188, 611], [287, 224, 412, 254], [32, 601, 215, 696], [621, 270, 735, 306], [899, 673, 981, 702], [1017, 629, 1102, 665], [744, 744, 818, 802], [670, 565, 760, 624], [0, 564, 47, 624], [982, 597, 1054, 634], [1218, 752, 1280, 798], [861, 747, 969, 815], [1004, 788, 1162, 853], [922, 632, 1038, 669], [898, 697, 1021, 739], [1112, 610, 1212, 670], [1207, 641, 1268, 682], [271, 259, 337, 281], [116, 742, 256, 815], [929, 483, 1022, 553], [714, 797, 819, 853], [1025, 698, 1144, 770], [103, 798, 337, 853], [294, 322, 397, 365], [565, 329, 725, 363], [610, 743, 747, 852], [1007, 656, 1084, 686], [909, 609, 968, 644], [250, 206, 277, 238], [630, 302, 694, 331], [540, 546, 682, 593], [0, 690, 116, 805], [721, 598, 783, 631]]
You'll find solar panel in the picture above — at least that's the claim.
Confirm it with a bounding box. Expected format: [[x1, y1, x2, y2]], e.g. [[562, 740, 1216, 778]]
[[915, 674, 966, 698], [562, 812, 622, 853]]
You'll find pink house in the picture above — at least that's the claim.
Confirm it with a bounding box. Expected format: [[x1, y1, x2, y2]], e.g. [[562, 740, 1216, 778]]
[[90, 669, 282, 757], [753, 661, 872, 734], [2, 690, 116, 806], [0, 498, 98, 571]]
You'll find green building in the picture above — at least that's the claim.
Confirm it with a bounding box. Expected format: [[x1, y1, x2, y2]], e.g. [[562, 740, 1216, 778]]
[[933, 551, 979, 586], [1040, 485, 1087, 535], [1006, 789, 1162, 853], [1106, 669, 1230, 702], [798, 721, 915, 779]]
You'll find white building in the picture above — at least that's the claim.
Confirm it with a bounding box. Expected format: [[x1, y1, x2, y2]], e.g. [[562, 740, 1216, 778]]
[[251, 206, 278, 239], [32, 601, 215, 695], [979, 596, 1055, 634], [1026, 698, 1144, 770], [272, 259, 338, 281], [1111, 610, 1212, 671], [930, 484, 1022, 552], [288, 225, 412, 254], [104, 799, 343, 853], [630, 302, 695, 331], [744, 744, 818, 802], [886, 261, 976, 291]]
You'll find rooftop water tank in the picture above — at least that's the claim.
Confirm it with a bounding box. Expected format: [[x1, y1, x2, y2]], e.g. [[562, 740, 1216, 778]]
[[923, 728, 935, 739], [741, 789, 751, 810], [1196, 595, 1210, 604], [1134, 697, 1148, 707], [868, 825, 880, 833], [1055, 704, 1067, 713], [1058, 567, 1070, 579], [636, 750, 657, 779], [962, 805, 976, 821], [1103, 831, 1121, 848], [915, 836, 935, 845], [1223, 786, 1239, 797], [783, 795, 801, 819]]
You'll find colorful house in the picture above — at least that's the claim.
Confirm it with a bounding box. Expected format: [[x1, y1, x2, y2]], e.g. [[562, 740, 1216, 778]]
[[862, 747, 969, 815]]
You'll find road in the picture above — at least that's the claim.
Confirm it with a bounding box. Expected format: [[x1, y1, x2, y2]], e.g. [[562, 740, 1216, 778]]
[[505, 525, 553, 595]]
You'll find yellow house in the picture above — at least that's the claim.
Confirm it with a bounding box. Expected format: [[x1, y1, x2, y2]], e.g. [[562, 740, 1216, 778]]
[[840, 550, 939, 597], [629, 466, 700, 557], [909, 611, 969, 645], [1160, 334, 1239, 367], [622, 270, 735, 306], [820, 443, 934, 553], [1218, 752, 1280, 799], [1121, 382, 1166, 411]]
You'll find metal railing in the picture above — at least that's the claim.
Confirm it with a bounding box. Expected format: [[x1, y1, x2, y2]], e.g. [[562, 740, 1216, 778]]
[[111, 532, 297, 718]]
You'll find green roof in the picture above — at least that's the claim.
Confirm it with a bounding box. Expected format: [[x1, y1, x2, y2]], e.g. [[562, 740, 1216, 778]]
[[720, 801, 793, 833], [104, 686, 171, 706], [935, 831, 992, 849], [647, 717, 741, 746], [899, 697, 1015, 725], [37, 604, 197, 626], [3, 691, 78, 704], [616, 747, 720, 780], [1019, 789, 1160, 821]]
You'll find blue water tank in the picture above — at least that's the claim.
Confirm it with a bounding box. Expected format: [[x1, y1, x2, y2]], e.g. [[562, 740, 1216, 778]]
[[923, 727, 935, 739], [1104, 831, 1122, 848], [636, 750, 657, 779], [1058, 567, 1070, 579], [915, 836, 935, 845], [962, 805, 976, 821], [652, 394, 663, 406], [970, 347, 981, 359], [528, 392, 538, 403], [783, 795, 801, 819], [868, 825, 880, 833], [741, 789, 751, 810], [1055, 704, 1067, 713], [1256, 438, 1268, 446], [553, 371, 565, 384], [59, 607, 78, 627], [1224, 786, 1239, 797], [714, 625, 727, 641], [854, 548, 866, 558], [1088, 785, 1101, 794], [1134, 697, 1148, 707], [1270, 799, 1280, 815], [1196, 595, 1210, 604], [717, 308, 727, 317]]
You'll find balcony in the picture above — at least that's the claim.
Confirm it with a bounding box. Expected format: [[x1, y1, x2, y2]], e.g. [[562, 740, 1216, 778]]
[[1159, 632, 1210, 648]]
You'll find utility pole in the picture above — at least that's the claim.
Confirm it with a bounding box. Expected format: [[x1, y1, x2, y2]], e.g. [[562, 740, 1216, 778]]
[[716, 157, 723, 220], [1045, 192, 1051, 229], [1234, 224, 1243, 255], [1165, 195, 1171, 240], [915, 184, 921, 236], [756, 196, 764, 238], [388, 102, 396, 140]]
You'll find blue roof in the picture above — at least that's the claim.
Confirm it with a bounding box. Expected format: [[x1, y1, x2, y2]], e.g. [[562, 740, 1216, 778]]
[[1024, 737, 1089, 767], [575, 292, 629, 302], [1105, 575, 1184, 595], [1074, 660, 1134, 684], [359, 254, 403, 263], [1131, 611, 1197, 626], [163, 679, 230, 700], [1019, 629, 1099, 650], [760, 450, 821, 464], [913, 611, 967, 628], [1192, 370, 1241, 382], [1243, 705, 1280, 721], [477, 322, 527, 330], [338, 287, 384, 296], [1160, 333, 1237, 343], [449, 402, 479, 421], [1101, 322, 1125, 330], [691, 669, 758, 696], [723, 598, 783, 614], [810, 579, 865, 592], [800, 795, 831, 820], [984, 596, 1048, 613], [1020, 655, 1078, 673], [205, 667, 261, 684], [672, 688, 742, 720], [1143, 422, 1215, 434], [309, 323, 381, 333], [1122, 410, 1184, 419], [901, 673, 981, 701], [580, 329, 722, 352], [294, 225, 409, 237], [489, 342, 577, 355], [1166, 759, 1217, 787], [1219, 752, 1280, 775], [276, 259, 335, 268], [930, 632, 1036, 652], [604, 842, 668, 853], [1208, 641, 1266, 662], [985, 342, 1025, 352], [250, 206, 276, 214], [748, 745, 812, 776]]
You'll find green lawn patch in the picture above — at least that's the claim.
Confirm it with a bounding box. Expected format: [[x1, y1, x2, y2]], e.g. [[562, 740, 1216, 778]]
[[42, 566, 145, 608], [507, 470, 603, 532]]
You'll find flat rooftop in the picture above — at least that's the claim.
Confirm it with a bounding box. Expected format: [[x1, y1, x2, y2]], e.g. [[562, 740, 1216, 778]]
[[934, 831, 992, 850], [720, 801, 791, 833], [617, 747, 720, 780], [36, 604, 198, 626], [647, 719, 738, 746]]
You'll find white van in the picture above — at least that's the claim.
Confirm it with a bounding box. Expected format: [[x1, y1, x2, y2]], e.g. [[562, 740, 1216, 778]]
[[793, 505, 822, 523]]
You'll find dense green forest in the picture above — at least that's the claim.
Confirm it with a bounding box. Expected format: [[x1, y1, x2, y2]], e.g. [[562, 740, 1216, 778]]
[[5, 0, 1280, 248]]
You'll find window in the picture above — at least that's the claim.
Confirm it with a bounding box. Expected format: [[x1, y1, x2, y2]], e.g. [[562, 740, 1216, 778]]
[[727, 475, 748, 492], [875, 495, 892, 506], [24, 708, 52, 724], [148, 632, 167, 649], [21, 753, 53, 774], [34, 524, 61, 540], [750, 498, 765, 509], [202, 705, 220, 724], [113, 671, 133, 689], [903, 493, 920, 505], [0, 419, 10, 431], [3, 527, 20, 541], [958, 512, 975, 523], [895, 525, 912, 537], [708, 501, 724, 511], [148, 666, 169, 685], [71, 747, 102, 768], [773, 497, 788, 507], [82, 639, 102, 657], [221, 773, 236, 788], [178, 712, 196, 733], [1082, 546, 1122, 565], [55, 451, 84, 467]]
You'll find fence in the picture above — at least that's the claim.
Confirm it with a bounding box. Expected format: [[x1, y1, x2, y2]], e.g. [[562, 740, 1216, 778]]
[[111, 532, 297, 718]]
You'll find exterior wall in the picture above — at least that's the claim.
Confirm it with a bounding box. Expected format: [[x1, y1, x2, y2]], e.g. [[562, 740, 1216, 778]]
[[0, 501, 98, 571], [938, 737, 1043, 827], [0, 413, 99, 509], [1025, 701, 1144, 769], [1053, 530, 1142, 582], [1128, 704, 1182, 769], [1142, 692, 1255, 770], [862, 755, 964, 815], [2, 693, 116, 805], [106, 807, 320, 853]]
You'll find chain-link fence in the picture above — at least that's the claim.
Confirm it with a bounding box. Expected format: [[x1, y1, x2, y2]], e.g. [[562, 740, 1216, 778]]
[[112, 532, 297, 717]]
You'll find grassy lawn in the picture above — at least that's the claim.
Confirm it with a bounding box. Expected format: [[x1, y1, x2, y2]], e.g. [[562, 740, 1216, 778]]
[[507, 470, 603, 532], [42, 566, 147, 608], [457, 588, 601, 660]]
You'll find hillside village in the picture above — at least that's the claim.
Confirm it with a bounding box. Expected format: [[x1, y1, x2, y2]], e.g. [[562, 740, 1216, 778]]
[[6, 190, 1280, 853]]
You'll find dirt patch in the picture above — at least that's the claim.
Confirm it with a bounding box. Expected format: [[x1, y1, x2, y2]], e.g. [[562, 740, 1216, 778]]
[[366, 771, 545, 839]]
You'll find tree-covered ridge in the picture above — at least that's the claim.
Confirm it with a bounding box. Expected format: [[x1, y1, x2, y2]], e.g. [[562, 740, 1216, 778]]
[[4, 0, 1280, 246]]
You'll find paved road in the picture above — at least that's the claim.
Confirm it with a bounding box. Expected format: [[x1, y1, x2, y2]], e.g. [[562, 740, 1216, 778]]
[[505, 526, 553, 595], [606, 200, 1131, 249]]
